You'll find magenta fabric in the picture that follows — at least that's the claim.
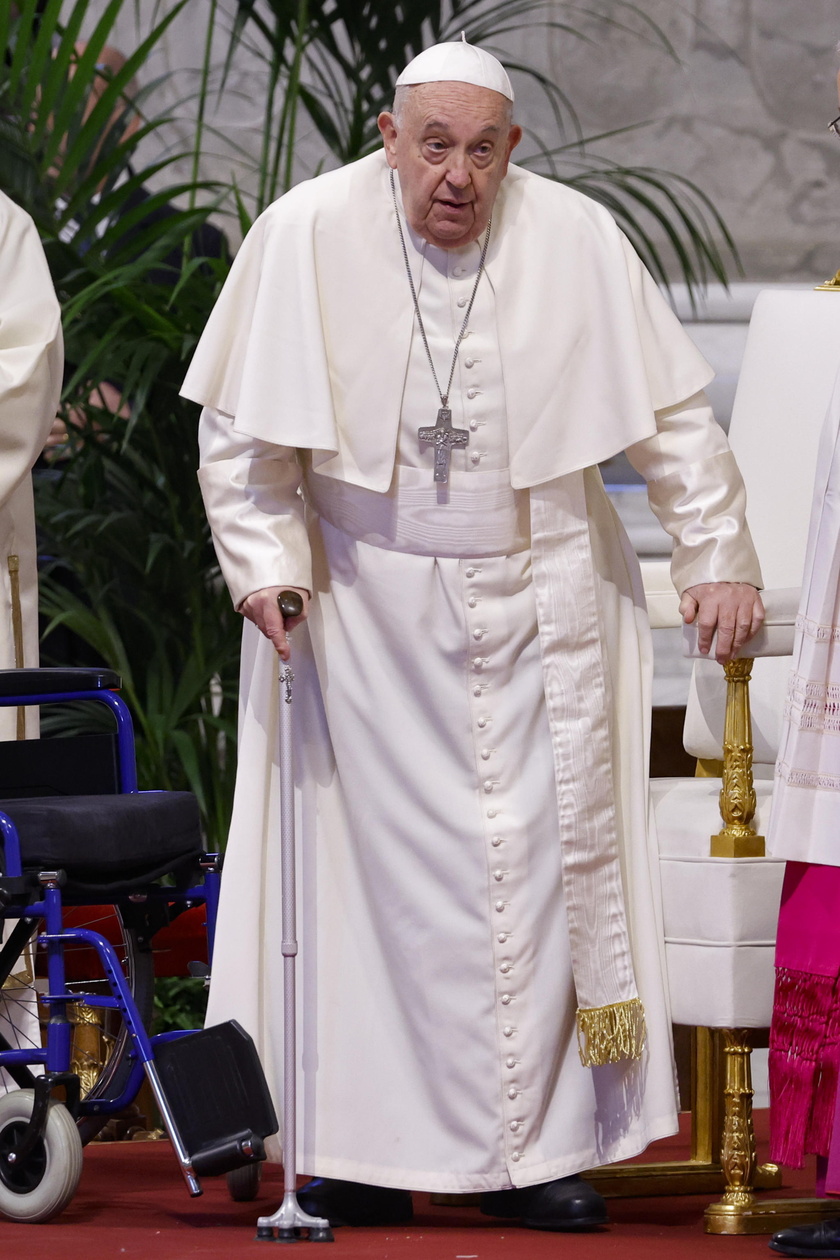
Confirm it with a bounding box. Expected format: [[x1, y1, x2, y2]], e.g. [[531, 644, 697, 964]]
[[770, 862, 840, 1166], [776, 862, 840, 975]]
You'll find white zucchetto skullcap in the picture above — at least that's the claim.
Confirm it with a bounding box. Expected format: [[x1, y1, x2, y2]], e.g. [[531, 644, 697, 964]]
[[396, 36, 514, 102]]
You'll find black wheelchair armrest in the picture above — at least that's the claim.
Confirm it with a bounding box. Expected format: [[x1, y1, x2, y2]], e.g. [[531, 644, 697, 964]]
[[0, 668, 122, 698]]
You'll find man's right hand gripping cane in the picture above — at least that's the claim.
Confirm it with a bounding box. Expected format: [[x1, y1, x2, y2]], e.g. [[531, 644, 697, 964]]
[[240, 586, 310, 661]]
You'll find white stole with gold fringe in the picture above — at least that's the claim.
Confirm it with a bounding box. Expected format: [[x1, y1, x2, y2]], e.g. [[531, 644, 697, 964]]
[[530, 474, 646, 1066]]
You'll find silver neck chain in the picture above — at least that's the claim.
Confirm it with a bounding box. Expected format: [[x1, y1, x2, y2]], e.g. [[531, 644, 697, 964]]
[[390, 169, 492, 409]]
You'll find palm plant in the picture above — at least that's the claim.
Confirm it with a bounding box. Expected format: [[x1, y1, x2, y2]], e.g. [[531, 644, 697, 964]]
[[2, 0, 239, 847]]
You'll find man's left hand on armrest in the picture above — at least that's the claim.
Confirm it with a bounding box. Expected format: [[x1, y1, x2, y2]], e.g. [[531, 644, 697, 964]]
[[679, 582, 765, 664]]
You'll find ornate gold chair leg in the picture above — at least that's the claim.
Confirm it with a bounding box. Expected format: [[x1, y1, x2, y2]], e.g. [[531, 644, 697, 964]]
[[705, 1028, 839, 1233], [704, 1028, 757, 1231], [711, 659, 764, 858], [68, 1000, 106, 1097]]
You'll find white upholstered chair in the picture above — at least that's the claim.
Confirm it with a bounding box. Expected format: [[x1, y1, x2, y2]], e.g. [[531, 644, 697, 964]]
[[643, 289, 840, 1232]]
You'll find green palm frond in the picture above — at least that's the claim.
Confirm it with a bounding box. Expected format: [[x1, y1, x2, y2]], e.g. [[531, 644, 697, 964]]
[[520, 144, 741, 301]]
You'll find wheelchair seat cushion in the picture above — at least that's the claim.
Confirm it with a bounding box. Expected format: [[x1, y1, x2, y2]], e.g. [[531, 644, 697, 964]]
[[0, 667, 122, 696], [0, 791, 203, 893]]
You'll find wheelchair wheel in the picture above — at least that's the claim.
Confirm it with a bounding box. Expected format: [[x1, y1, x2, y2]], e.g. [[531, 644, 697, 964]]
[[227, 1161, 262, 1201], [0, 907, 155, 1144], [0, 1089, 83, 1223]]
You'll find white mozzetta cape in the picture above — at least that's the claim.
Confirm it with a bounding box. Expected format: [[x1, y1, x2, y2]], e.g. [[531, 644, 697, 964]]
[[0, 193, 63, 740], [182, 152, 713, 488]]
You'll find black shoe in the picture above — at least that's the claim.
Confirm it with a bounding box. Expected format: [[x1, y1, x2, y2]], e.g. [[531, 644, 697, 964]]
[[296, 1177, 413, 1227], [770, 1219, 840, 1257], [480, 1174, 608, 1231]]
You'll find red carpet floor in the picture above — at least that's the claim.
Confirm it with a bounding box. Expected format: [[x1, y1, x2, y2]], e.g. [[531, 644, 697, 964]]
[[0, 1113, 822, 1260]]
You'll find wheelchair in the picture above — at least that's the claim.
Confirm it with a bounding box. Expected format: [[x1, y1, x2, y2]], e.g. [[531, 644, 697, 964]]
[[0, 667, 276, 1223]]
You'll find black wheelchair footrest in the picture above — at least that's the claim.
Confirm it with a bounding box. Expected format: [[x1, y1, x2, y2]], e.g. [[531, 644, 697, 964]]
[[191, 1130, 266, 1178], [153, 1020, 278, 1177]]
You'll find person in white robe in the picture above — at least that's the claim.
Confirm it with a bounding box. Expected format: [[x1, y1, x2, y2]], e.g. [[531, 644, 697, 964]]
[[181, 41, 764, 1231], [0, 191, 62, 1082], [0, 192, 63, 740]]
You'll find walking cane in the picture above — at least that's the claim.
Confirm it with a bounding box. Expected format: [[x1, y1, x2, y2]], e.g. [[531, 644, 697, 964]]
[[257, 591, 333, 1245]]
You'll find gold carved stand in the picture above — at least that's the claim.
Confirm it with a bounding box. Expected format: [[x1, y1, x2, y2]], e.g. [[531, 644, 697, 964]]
[[696, 659, 834, 1233], [704, 1025, 836, 1234], [586, 659, 780, 1215], [589, 659, 835, 1229], [592, 659, 836, 1231], [583, 659, 833, 1229]]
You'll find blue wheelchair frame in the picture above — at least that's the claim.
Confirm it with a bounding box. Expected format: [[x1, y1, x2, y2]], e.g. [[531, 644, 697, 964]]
[[0, 679, 221, 1196]]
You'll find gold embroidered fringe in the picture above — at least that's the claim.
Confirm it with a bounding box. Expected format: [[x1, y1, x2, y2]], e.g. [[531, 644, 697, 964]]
[[576, 997, 647, 1067]]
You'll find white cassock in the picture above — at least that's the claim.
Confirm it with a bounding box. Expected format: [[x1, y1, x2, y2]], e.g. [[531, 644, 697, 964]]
[[183, 152, 762, 1192], [0, 193, 62, 738]]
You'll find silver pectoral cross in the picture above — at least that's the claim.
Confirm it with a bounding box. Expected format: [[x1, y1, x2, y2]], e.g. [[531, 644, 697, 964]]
[[418, 406, 469, 484]]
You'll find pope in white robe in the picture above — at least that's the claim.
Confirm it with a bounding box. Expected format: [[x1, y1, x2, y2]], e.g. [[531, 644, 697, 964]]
[[181, 41, 764, 1230]]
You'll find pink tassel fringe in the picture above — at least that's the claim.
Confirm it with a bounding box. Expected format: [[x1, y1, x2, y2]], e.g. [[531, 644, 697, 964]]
[[810, 993, 840, 1154], [769, 967, 839, 1167]]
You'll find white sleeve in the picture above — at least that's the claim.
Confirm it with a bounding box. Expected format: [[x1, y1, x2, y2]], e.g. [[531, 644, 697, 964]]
[[197, 406, 312, 609], [625, 389, 763, 594]]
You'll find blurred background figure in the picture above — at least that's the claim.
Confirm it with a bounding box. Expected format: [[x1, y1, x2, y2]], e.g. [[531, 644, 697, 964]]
[[44, 42, 228, 456], [0, 190, 63, 739]]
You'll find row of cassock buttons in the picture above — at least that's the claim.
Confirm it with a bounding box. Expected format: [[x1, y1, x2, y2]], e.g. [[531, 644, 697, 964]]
[[450, 264, 485, 464], [466, 563, 524, 1164]]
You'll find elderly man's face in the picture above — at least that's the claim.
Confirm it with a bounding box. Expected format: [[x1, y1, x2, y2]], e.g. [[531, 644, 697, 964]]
[[377, 83, 522, 250]]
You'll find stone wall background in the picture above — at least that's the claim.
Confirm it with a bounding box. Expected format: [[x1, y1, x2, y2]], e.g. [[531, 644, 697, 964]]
[[535, 0, 840, 282], [84, 0, 840, 283]]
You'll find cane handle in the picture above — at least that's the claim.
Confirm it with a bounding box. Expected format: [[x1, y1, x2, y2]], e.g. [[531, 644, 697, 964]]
[[277, 590, 304, 623]]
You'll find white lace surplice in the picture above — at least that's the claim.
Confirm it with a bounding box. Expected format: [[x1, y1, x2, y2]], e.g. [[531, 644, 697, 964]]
[[770, 372, 840, 864]]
